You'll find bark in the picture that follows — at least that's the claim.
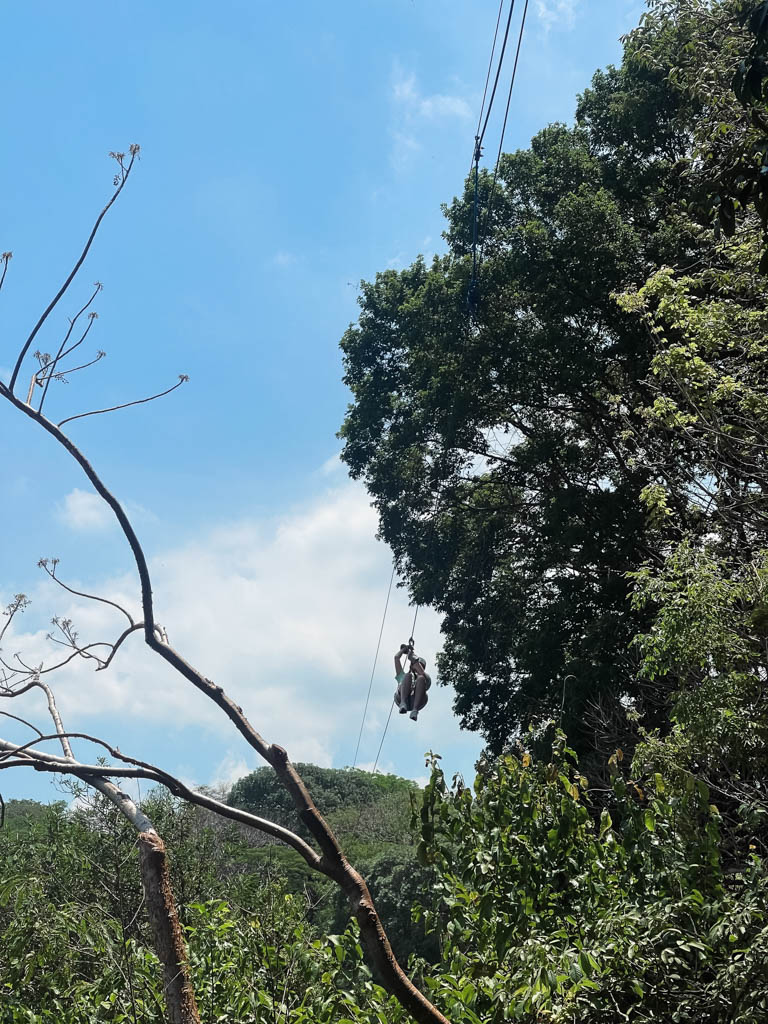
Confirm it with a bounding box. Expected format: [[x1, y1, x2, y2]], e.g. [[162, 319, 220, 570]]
[[138, 831, 201, 1024], [266, 743, 451, 1024]]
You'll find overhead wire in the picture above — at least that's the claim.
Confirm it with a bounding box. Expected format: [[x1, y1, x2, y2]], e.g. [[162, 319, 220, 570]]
[[468, 0, 517, 313], [371, 603, 420, 775], [361, 2, 530, 774], [476, 0, 518, 152], [353, 564, 396, 768], [473, 0, 506, 160], [372, 701, 396, 775], [409, 605, 419, 644], [478, 0, 530, 267]]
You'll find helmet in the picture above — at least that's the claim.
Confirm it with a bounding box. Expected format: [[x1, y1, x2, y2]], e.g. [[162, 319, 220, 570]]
[[416, 656, 427, 668]]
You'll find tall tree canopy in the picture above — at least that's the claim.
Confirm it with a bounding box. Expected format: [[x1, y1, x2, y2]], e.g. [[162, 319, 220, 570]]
[[340, 17, 716, 753]]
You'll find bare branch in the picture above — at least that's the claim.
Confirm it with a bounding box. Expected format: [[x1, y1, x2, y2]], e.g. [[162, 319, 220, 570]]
[[34, 675, 74, 758], [0, 594, 29, 646], [46, 349, 106, 380], [0, 710, 44, 739], [0, 157, 450, 1023], [40, 324, 99, 383], [0, 251, 11, 294], [57, 375, 189, 428], [1, 641, 110, 680], [36, 284, 102, 377], [39, 558, 135, 626], [0, 734, 322, 868], [37, 283, 102, 412], [97, 623, 144, 671], [8, 146, 139, 395]]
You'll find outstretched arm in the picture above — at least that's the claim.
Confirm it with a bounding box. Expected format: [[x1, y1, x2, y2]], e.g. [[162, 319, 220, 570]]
[[394, 643, 410, 675]]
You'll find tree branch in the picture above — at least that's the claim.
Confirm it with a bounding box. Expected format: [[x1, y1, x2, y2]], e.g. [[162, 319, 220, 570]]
[[57, 375, 189, 428], [0, 155, 451, 1024], [39, 558, 135, 626], [8, 148, 139, 395], [36, 282, 102, 413], [0, 251, 12, 294]]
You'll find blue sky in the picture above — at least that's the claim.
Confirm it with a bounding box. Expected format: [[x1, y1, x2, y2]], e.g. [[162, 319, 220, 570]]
[[1, 0, 645, 803]]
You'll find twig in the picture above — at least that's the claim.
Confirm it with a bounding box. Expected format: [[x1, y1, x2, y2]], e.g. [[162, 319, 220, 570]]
[[37, 283, 102, 412], [97, 623, 144, 671], [35, 284, 102, 378], [43, 349, 106, 385], [0, 252, 11, 294], [0, 710, 44, 739], [39, 559, 135, 626], [58, 375, 189, 428], [0, 594, 29, 646], [8, 147, 139, 395]]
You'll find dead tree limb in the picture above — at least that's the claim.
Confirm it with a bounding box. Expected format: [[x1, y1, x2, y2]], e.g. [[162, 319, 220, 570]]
[[5, 680, 201, 1024], [0, 151, 450, 1024], [139, 832, 201, 1024]]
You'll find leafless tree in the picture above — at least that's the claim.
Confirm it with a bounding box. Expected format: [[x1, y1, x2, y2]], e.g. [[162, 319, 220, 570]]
[[0, 148, 450, 1024]]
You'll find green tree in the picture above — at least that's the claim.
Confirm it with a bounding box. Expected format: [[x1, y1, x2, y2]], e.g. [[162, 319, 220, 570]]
[[339, 24, 711, 753], [633, 0, 768, 264], [413, 741, 768, 1023]]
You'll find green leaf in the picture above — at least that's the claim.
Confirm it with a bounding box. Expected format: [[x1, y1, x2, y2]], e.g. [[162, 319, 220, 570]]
[[599, 809, 612, 838]]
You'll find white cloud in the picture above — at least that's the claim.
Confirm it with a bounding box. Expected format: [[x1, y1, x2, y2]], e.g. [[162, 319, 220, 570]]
[[56, 489, 153, 532], [273, 250, 297, 267], [536, 0, 579, 31], [317, 453, 342, 477], [392, 67, 472, 121], [58, 488, 113, 531], [208, 753, 254, 791], [389, 63, 472, 171], [2, 477, 483, 788], [387, 252, 407, 269]]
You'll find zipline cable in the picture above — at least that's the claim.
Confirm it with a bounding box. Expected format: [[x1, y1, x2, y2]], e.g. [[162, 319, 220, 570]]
[[371, 603, 420, 774], [372, 701, 396, 775], [476, 0, 517, 151], [468, 0, 517, 312], [479, 0, 530, 266], [473, 0, 506, 161], [409, 605, 419, 644], [353, 563, 396, 769]]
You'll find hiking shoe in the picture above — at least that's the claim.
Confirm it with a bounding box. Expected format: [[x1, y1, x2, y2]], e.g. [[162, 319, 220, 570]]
[[399, 704, 407, 714], [410, 709, 419, 721]]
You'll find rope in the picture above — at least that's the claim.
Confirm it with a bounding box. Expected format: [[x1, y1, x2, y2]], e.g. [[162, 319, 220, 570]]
[[353, 564, 396, 768]]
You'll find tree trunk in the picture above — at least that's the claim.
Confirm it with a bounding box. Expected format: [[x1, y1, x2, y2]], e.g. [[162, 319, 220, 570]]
[[138, 831, 201, 1024]]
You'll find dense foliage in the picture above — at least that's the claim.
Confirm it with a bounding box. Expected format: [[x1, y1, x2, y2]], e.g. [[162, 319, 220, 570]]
[[0, 785, 417, 1023], [338, 0, 768, 759], [339, 31, 707, 752], [413, 741, 768, 1024]]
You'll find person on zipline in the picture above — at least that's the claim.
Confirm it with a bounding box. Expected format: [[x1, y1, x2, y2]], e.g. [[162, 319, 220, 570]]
[[393, 643, 431, 721]]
